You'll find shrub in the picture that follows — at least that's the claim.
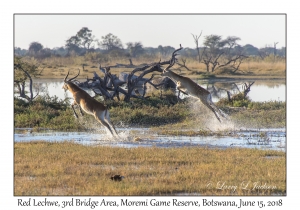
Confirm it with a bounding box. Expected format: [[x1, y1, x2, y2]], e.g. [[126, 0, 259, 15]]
[[14, 96, 82, 130], [233, 99, 250, 107], [217, 93, 251, 108]]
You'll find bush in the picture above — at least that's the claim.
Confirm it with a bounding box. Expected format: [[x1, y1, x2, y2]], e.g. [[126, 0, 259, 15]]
[[233, 99, 251, 107], [14, 96, 82, 130], [14, 90, 188, 129], [217, 93, 251, 108], [248, 100, 286, 110]]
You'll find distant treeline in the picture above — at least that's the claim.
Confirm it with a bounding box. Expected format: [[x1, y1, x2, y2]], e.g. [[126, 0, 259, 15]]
[[14, 44, 286, 58], [14, 27, 286, 60]]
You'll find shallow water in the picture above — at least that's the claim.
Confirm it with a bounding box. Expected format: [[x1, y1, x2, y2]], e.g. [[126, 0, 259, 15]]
[[14, 127, 286, 152], [24, 79, 285, 102], [14, 79, 286, 151], [202, 79, 286, 102]]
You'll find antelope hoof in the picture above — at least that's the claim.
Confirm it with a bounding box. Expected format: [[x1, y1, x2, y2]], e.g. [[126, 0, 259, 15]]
[[74, 113, 79, 118]]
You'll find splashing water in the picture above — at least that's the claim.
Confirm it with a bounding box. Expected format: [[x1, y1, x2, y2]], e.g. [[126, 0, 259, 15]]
[[116, 129, 131, 141], [204, 118, 236, 132], [14, 125, 286, 151], [187, 99, 238, 132]]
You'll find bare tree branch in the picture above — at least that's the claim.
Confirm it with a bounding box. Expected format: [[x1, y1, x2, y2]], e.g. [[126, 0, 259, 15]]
[[76, 46, 184, 102], [14, 64, 38, 102], [191, 31, 202, 63]]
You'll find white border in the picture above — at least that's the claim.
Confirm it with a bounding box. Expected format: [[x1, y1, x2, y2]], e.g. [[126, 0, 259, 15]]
[[3, 0, 297, 209]]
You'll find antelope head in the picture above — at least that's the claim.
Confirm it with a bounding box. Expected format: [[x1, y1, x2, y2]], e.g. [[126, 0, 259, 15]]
[[62, 69, 80, 91], [161, 58, 175, 77]]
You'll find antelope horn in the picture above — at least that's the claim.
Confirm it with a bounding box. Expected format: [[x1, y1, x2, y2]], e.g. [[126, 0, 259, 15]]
[[67, 69, 80, 81], [64, 70, 70, 82]]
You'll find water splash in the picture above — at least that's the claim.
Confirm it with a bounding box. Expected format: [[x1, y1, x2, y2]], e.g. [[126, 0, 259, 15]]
[[14, 127, 286, 151], [116, 129, 132, 141], [187, 99, 238, 132]]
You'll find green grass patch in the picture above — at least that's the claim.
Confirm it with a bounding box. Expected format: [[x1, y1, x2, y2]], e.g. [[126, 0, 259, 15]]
[[14, 95, 83, 130], [14, 89, 286, 131]]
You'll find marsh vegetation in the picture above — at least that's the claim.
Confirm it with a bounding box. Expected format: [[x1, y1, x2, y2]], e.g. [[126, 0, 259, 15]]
[[14, 84, 286, 196], [14, 42, 286, 196], [14, 89, 285, 131]]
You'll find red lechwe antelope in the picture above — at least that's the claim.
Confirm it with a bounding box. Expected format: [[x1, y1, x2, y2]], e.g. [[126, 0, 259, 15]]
[[62, 70, 118, 137], [161, 48, 228, 122]]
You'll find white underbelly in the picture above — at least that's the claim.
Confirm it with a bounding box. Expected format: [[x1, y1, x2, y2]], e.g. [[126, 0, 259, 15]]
[[81, 106, 94, 115]]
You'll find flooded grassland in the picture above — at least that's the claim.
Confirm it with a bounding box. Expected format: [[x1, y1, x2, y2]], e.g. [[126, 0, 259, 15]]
[[14, 79, 286, 196]]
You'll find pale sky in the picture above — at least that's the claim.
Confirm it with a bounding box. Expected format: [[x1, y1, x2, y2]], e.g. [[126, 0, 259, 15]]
[[14, 14, 286, 50]]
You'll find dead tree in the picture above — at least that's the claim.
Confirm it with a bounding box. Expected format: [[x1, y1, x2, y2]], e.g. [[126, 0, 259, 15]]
[[225, 81, 255, 102], [176, 58, 191, 71], [123, 46, 183, 102], [242, 82, 255, 98], [76, 46, 184, 102], [205, 81, 255, 103], [191, 32, 202, 63], [14, 63, 40, 102], [218, 54, 248, 73], [274, 42, 278, 62]]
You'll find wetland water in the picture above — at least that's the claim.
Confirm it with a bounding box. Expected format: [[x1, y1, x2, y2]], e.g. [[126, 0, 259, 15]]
[[14, 79, 286, 151], [28, 79, 286, 102], [14, 127, 286, 151]]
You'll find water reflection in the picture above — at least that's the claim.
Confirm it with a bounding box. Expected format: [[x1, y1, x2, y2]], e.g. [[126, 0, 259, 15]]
[[199, 80, 286, 102], [18, 79, 286, 102]]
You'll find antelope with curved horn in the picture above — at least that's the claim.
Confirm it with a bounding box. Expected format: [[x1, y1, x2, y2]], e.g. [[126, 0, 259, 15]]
[[161, 46, 228, 122], [62, 70, 118, 137]]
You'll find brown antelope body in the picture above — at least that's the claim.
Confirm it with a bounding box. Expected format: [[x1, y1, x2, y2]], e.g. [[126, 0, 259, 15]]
[[162, 69, 227, 122], [63, 70, 118, 137]]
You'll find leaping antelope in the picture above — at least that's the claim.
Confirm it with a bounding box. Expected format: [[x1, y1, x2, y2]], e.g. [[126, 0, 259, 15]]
[[161, 47, 228, 123], [62, 70, 118, 137]]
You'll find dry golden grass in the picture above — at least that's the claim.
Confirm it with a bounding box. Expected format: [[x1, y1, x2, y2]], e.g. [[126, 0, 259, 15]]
[[178, 58, 285, 78], [21, 55, 286, 79], [14, 141, 286, 196]]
